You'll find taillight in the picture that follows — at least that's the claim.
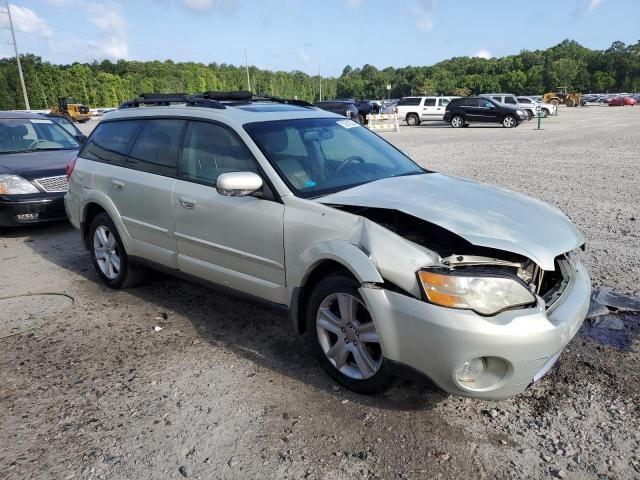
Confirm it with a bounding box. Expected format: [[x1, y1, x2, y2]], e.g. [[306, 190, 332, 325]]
[[65, 156, 77, 178]]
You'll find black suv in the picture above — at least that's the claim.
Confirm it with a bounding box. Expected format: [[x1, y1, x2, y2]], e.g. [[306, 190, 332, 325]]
[[443, 97, 527, 128], [314, 100, 361, 124]]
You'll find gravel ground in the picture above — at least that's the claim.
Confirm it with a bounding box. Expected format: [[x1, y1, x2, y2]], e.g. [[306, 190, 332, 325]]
[[1, 106, 639, 480]]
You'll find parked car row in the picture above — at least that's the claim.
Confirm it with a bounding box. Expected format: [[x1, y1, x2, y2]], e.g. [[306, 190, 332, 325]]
[[582, 93, 639, 106]]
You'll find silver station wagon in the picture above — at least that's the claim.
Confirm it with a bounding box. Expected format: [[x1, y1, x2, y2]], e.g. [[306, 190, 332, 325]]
[[65, 91, 591, 400]]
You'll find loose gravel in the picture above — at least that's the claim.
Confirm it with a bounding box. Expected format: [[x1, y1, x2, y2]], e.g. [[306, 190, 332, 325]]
[[1, 106, 638, 480]]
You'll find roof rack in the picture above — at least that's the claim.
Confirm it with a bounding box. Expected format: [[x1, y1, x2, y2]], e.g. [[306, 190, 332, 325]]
[[118, 91, 314, 109]]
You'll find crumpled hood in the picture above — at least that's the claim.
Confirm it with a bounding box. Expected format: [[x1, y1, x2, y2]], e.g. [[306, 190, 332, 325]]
[[0, 150, 77, 179], [317, 173, 585, 270]]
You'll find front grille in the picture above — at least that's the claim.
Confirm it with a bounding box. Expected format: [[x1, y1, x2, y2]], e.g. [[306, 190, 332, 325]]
[[33, 175, 69, 193]]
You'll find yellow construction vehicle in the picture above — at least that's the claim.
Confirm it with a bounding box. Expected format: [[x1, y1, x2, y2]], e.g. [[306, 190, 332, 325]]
[[50, 97, 92, 123], [542, 87, 582, 107]]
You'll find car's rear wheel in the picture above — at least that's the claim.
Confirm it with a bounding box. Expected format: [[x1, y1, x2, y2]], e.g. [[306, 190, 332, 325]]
[[526, 110, 533, 120], [502, 115, 517, 128], [306, 275, 394, 394], [406, 113, 420, 126], [450, 115, 464, 128], [89, 213, 146, 289], [357, 114, 365, 125]]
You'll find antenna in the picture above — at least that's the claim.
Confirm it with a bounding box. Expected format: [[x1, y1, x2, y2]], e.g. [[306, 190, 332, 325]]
[[319, 65, 322, 102], [4, 1, 30, 110]]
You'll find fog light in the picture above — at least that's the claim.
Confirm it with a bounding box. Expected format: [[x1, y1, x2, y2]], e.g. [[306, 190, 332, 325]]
[[16, 213, 39, 220], [456, 358, 486, 382]]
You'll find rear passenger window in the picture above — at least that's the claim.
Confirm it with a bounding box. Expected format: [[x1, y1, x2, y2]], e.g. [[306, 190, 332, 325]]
[[504, 97, 517, 104], [424, 98, 437, 107], [127, 119, 185, 176], [438, 98, 450, 106], [464, 98, 480, 107], [81, 120, 141, 164], [180, 121, 258, 186]]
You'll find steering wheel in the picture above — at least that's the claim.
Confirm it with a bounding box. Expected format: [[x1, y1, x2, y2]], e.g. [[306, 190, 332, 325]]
[[335, 155, 365, 175], [27, 139, 44, 149]]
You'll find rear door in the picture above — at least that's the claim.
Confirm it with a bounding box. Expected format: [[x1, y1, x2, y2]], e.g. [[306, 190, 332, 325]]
[[173, 120, 286, 304], [85, 118, 182, 267], [420, 97, 438, 120]]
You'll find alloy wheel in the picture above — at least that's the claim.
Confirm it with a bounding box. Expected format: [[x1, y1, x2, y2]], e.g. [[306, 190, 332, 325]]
[[316, 292, 382, 380], [93, 225, 121, 280], [503, 116, 516, 128]]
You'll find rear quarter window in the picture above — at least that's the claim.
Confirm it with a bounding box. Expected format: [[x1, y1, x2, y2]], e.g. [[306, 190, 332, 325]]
[[80, 120, 141, 164], [397, 97, 421, 106], [127, 119, 186, 176]]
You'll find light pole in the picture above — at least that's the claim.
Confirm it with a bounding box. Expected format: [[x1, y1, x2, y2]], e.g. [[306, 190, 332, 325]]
[[5, 1, 30, 110]]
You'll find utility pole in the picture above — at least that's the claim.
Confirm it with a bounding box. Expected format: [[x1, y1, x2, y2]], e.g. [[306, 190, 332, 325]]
[[244, 49, 251, 92], [318, 66, 322, 102], [5, 1, 30, 110]]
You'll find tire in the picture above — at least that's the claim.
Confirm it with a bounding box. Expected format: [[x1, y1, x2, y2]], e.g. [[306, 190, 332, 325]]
[[406, 113, 420, 126], [565, 98, 576, 108], [502, 114, 517, 128], [357, 114, 365, 125], [550, 99, 560, 106], [89, 213, 146, 289], [526, 110, 533, 120], [450, 115, 464, 128], [542, 108, 549, 118], [305, 275, 395, 394]]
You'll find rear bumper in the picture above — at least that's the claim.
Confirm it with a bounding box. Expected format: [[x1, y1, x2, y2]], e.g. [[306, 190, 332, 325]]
[[0, 194, 67, 227], [360, 260, 591, 400]]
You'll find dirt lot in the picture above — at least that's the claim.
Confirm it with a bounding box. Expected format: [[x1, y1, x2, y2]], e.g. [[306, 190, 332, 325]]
[[1, 106, 639, 480]]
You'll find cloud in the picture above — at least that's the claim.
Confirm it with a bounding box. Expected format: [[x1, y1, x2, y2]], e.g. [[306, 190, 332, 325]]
[[410, 0, 435, 32], [587, 0, 603, 12], [473, 49, 492, 59], [84, 3, 128, 59], [180, 0, 241, 13], [344, 0, 363, 9], [0, 4, 52, 36], [297, 48, 311, 65]]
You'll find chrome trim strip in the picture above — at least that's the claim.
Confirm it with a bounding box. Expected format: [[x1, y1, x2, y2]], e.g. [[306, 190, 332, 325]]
[[174, 231, 284, 270]]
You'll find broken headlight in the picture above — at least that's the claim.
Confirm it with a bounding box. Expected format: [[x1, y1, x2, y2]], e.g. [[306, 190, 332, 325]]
[[418, 269, 536, 316]]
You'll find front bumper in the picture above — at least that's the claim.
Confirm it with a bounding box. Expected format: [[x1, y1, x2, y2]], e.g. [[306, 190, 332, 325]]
[[360, 260, 591, 400], [0, 193, 67, 227]]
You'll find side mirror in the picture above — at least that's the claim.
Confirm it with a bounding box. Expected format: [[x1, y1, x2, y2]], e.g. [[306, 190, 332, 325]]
[[76, 134, 88, 145], [216, 171, 263, 197]]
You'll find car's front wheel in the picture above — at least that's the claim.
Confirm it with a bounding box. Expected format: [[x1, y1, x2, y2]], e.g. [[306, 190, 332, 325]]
[[450, 115, 464, 128], [306, 275, 394, 394], [89, 213, 146, 289], [502, 115, 517, 128], [541, 108, 549, 118]]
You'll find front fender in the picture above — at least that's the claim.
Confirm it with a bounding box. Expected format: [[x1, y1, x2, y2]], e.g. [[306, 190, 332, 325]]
[[289, 240, 384, 297]]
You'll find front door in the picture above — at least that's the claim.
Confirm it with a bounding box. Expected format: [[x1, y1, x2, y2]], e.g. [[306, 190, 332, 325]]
[[173, 120, 286, 304], [477, 99, 501, 122]]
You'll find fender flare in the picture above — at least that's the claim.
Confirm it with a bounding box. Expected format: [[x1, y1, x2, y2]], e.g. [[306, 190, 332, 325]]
[[80, 192, 133, 253]]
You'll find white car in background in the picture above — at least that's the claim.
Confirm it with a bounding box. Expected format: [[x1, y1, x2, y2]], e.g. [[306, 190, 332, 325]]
[[395, 96, 460, 126], [517, 97, 556, 118]]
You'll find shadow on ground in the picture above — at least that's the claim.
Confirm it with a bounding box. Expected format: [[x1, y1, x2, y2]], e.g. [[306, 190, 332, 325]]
[[17, 222, 444, 412]]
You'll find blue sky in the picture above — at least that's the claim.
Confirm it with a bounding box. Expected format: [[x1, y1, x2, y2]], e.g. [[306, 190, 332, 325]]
[[1, 0, 638, 76]]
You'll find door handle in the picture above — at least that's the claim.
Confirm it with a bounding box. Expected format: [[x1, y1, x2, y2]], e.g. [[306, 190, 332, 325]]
[[111, 179, 124, 190], [179, 196, 196, 209]]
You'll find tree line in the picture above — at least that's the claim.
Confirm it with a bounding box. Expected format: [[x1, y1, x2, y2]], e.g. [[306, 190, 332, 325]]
[[0, 39, 638, 110]]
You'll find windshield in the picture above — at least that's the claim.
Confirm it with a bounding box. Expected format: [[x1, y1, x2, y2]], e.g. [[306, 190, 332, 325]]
[[245, 118, 425, 198], [47, 116, 79, 137], [0, 118, 79, 154]]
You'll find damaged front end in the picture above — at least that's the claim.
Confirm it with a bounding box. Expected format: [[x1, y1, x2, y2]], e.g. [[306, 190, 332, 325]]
[[332, 205, 576, 315]]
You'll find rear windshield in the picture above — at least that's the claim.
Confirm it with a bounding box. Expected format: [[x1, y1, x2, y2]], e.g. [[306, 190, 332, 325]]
[[245, 118, 424, 198]]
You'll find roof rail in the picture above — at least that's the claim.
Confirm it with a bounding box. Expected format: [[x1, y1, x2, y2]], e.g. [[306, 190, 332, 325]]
[[252, 95, 314, 107], [118, 90, 314, 109], [119, 93, 226, 109]]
